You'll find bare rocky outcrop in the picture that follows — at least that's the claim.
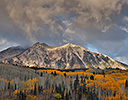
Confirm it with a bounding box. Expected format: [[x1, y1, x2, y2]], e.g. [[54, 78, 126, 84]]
[[0, 46, 25, 61], [1, 42, 126, 70]]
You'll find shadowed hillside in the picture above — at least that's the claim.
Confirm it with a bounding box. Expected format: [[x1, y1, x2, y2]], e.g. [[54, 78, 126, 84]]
[[0, 46, 25, 61]]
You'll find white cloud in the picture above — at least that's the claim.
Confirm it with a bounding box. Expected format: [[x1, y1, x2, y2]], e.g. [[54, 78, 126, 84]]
[[87, 44, 98, 53], [0, 0, 128, 65], [115, 56, 128, 64], [0, 38, 19, 51], [124, 16, 128, 22], [120, 26, 128, 33], [62, 20, 72, 26], [63, 39, 68, 43], [65, 28, 75, 34], [1, 0, 127, 43]]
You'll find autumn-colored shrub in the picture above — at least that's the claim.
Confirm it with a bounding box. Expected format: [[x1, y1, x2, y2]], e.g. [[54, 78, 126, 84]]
[[53, 93, 62, 99], [25, 95, 37, 100]]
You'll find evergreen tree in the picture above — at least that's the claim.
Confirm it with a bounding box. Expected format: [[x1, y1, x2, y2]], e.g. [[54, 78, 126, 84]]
[[18, 90, 26, 100], [38, 85, 41, 94], [69, 90, 71, 97], [90, 75, 94, 80], [55, 84, 62, 93], [64, 73, 67, 78], [34, 83, 37, 95], [53, 71, 57, 76], [8, 82, 10, 90], [70, 81, 72, 90], [93, 72, 95, 75], [58, 84, 62, 94], [125, 80, 128, 87], [113, 91, 116, 97], [74, 74, 79, 91], [78, 91, 82, 100], [40, 72, 43, 77], [83, 79, 85, 83], [102, 70, 105, 75], [76, 74, 79, 82], [83, 83, 87, 94], [15, 84, 17, 90], [65, 92, 69, 100], [51, 72, 53, 75], [81, 76, 83, 83], [41, 86, 43, 93], [85, 75, 88, 79], [61, 90, 64, 99], [19, 91, 22, 100]]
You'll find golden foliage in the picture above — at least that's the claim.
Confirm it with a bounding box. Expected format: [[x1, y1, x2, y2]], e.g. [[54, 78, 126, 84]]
[[39, 69, 93, 77], [53, 93, 62, 99], [1, 98, 4, 100], [25, 78, 37, 89], [5, 79, 8, 83], [13, 90, 20, 95], [25, 69, 128, 100], [25, 95, 37, 100], [2, 78, 4, 81], [10, 79, 15, 85]]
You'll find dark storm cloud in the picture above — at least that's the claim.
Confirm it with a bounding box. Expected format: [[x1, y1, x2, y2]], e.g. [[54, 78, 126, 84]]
[[0, 0, 128, 63]]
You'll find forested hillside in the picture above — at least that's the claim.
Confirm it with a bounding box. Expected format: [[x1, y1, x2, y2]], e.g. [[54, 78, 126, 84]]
[[0, 64, 128, 100]]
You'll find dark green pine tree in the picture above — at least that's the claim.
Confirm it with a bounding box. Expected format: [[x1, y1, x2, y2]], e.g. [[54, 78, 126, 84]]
[[40, 72, 43, 77], [8, 82, 10, 90], [15, 84, 17, 90], [78, 91, 82, 100], [64, 73, 67, 78], [38, 85, 41, 94], [58, 84, 62, 94], [125, 80, 128, 87], [19, 91, 22, 100], [51, 72, 53, 75], [18, 90, 26, 100], [34, 83, 37, 95], [61, 90, 64, 99], [53, 71, 57, 76], [81, 76, 84, 83], [76, 74, 79, 83], [90, 75, 94, 80], [65, 92, 69, 100], [83, 83, 87, 94], [74, 74, 79, 91]]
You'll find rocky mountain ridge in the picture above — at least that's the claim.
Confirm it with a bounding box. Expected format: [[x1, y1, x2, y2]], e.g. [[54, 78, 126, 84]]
[[0, 42, 127, 70], [0, 46, 25, 61]]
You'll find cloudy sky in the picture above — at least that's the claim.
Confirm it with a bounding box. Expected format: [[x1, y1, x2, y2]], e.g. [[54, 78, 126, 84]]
[[0, 0, 128, 64]]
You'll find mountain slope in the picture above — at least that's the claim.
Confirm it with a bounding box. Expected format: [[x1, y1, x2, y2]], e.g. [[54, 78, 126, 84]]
[[1, 42, 126, 70], [116, 61, 128, 69], [0, 46, 25, 61]]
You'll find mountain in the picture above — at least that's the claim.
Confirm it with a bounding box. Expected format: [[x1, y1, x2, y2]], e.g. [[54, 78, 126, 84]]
[[116, 61, 128, 68], [0, 42, 126, 70], [0, 46, 25, 61]]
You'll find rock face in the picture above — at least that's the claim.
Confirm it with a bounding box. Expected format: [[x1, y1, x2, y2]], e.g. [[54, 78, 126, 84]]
[[0, 46, 25, 61], [0, 42, 126, 70]]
